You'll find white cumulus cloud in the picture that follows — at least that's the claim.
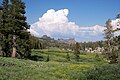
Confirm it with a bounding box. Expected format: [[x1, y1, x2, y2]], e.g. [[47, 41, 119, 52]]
[[30, 9, 120, 41], [111, 19, 120, 36]]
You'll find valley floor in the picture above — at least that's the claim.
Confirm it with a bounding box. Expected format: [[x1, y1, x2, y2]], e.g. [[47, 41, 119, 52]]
[[0, 48, 119, 80]]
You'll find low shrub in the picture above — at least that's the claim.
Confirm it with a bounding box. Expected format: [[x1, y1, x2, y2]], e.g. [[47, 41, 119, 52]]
[[56, 58, 68, 62], [85, 64, 120, 80]]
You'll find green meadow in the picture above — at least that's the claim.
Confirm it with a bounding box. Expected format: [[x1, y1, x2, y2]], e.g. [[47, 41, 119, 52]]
[[0, 48, 102, 80], [0, 48, 120, 80]]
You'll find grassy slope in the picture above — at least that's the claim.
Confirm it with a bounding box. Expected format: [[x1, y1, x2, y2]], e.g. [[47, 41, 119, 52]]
[[0, 48, 106, 80]]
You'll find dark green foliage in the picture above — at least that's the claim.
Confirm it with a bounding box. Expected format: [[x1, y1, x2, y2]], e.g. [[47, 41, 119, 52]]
[[104, 19, 118, 63], [69, 72, 86, 80], [0, 0, 31, 58], [113, 35, 120, 63], [30, 55, 44, 61], [74, 42, 80, 61], [66, 53, 70, 61], [85, 64, 120, 80], [80, 41, 104, 51], [30, 36, 45, 49], [95, 53, 101, 61], [0, 0, 11, 57], [46, 53, 49, 62], [30, 36, 76, 51], [109, 51, 118, 63], [10, 0, 31, 58], [104, 14, 120, 63], [115, 14, 120, 64], [104, 19, 113, 42], [116, 14, 120, 19]]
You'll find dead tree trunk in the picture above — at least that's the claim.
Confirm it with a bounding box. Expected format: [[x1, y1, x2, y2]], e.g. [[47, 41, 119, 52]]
[[12, 35, 16, 58]]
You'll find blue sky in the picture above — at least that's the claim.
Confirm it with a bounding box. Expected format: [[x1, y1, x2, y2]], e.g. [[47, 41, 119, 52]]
[[24, 0, 120, 26], [24, 0, 120, 42], [0, 0, 120, 42]]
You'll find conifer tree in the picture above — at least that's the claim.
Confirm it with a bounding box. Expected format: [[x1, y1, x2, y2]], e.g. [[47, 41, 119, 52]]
[[115, 14, 120, 64], [66, 52, 70, 61], [116, 14, 120, 19], [74, 42, 80, 61], [104, 19, 113, 60], [0, 5, 3, 56], [0, 0, 31, 58], [0, 0, 12, 57], [10, 0, 31, 58], [104, 19, 119, 63]]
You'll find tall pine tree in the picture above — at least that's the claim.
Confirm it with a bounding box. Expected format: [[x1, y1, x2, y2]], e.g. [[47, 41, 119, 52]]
[[115, 14, 120, 64], [0, 0, 12, 57], [0, 4, 3, 56], [104, 19, 119, 63], [74, 42, 80, 61], [0, 0, 31, 58], [10, 0, 31, 58]]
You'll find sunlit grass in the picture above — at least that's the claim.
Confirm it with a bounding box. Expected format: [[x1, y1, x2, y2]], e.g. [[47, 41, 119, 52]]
[[0, 48, 107, 80]]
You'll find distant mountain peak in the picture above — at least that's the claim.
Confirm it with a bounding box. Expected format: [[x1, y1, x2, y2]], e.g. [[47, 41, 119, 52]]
[[57, 38, 76, 44]]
